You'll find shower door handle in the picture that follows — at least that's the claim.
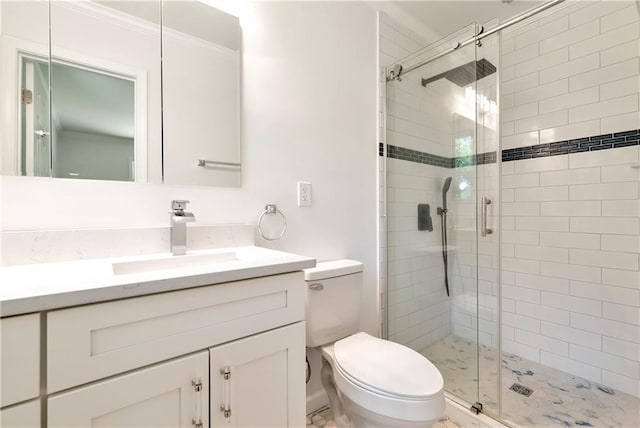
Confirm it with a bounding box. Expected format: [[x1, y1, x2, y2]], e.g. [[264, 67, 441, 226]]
[[481, 196, 493, 237]]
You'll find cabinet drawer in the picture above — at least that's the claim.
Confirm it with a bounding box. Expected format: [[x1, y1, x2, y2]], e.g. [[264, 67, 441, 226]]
[[47, 272, 304, 392], [0, 314, 40, 407]]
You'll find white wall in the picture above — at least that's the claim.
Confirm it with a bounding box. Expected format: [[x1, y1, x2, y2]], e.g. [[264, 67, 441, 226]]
[[0, 1, 379, 333]]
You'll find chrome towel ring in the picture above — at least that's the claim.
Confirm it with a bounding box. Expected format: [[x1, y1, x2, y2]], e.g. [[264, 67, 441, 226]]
[[258, 204, 287, 240]]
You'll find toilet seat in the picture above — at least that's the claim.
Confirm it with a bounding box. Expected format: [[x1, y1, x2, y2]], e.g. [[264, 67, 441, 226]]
[[329, 333, 445, 422]]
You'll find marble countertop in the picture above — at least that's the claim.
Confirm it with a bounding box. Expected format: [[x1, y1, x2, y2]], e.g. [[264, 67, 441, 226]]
[[0, 246, 316, 316]]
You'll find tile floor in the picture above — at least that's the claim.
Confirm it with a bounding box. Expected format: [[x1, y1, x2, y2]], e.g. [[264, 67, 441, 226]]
[[424, 335, 640, 427]]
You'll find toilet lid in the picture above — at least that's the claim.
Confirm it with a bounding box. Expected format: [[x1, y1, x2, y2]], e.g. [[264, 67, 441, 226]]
[[333, 332, 443, 399]]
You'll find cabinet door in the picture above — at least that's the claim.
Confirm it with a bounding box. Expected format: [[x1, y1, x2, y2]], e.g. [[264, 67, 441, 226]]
[[0, 399, 40, 428], [48, 351, 208, 428], [210, 322, 305, 427]]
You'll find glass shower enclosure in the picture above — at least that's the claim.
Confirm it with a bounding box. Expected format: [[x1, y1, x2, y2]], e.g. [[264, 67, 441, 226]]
[[383, 22, 501, 417]]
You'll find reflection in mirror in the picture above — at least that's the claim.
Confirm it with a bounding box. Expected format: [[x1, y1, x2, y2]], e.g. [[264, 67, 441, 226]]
[[162, 0, 241, 187], [51, 62, 135, 181]]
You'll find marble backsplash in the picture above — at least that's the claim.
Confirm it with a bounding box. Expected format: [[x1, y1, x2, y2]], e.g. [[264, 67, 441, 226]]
[[0, 224, 255, 266]]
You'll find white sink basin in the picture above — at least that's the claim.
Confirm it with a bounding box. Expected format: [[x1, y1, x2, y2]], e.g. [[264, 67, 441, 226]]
[[112, 252, 236, 276]]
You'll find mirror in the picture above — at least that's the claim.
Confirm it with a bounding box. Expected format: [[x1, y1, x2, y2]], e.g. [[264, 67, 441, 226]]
[[0, 0, 241, 187]]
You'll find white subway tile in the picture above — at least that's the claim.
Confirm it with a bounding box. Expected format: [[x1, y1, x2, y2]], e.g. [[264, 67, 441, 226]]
[[569, 94, 639, 123], [515, 109, 569, 134], [515, 79, 568, 106], [601, 39, 640, 67], [503, 257, 540, 274], [502, 132, 540, 150], [569, 1, 629, 28], [540, 351, 602, 383], [502, 202, 540, 216], [502, 73, 539, 96], [515, 186, 568, 202], [503, 284, 541, 304], [516, 272, 570, 294], [502, 173, 539, 189], [502, 102, 539, 122], [540, 167, 600, 186], [603, 302, 640, 326], [540, 231, 600, 250], [503, 311, 541, 333], [502, 37, 515, 55], [601, 234, 640, 254], [502, 325, 515, 340], [601, 165, 640, 183], [571, 216, 640, 235], [502, 230, 539, 245], [517, 300, 570, 325], [600, 3, 640, 33], [541, 321, 602, 350], [515, 154, 569, 173], [515, 47, 569, 78], [570, 182, 639, 201], [602, 269, 640, 290], [601, 370, 640, 398], [571, 280, 640, 306], [570, 248, 638, 271], [602, 200, 640, 218], [571, 22, 640, 61], [570, 58, 640, 92], [569, 146, 639, 168], [514, 15, 568, 50], [542, 261, 601, 282], [570, 344, 639, 379], [539, 120, 601, 144], [503, 297, 516, 313], [539, 87, 599, 114], [515, 244, 569, 263], [571, 313, 640, 343], [502, 188, 515, 202], [601, 111, 640, 134], [542, 291, 602, 317], [541, 201, 601, 217], [503, 339, 540, 362], [540, 20, 599, 55], [539, 53, 599, 85], [502, 121, 515, 136], [600, 76, 640, 102], [603, 336, 640, 362], [515, 329, 569, 356], [503, 43, 539, 68], [515, 216, 569, 232]]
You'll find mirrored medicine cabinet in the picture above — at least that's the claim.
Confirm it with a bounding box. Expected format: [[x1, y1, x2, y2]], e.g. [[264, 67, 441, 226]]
[[0, 0, 241, 187]]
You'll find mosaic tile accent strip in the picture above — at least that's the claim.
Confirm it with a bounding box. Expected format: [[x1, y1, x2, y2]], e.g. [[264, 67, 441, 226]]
[[502, 129, 640, 162], [383, 143, 497, 168]]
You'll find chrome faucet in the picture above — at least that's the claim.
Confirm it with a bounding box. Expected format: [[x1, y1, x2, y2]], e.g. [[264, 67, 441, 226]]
[[170, 200, 195, 256]]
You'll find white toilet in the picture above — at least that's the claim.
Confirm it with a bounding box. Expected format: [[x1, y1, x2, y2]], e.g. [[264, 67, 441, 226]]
[[304, 260, 445, 428]]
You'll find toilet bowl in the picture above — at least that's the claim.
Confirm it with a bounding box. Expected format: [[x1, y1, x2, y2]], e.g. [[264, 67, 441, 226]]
[[304, 260, 445, 428]]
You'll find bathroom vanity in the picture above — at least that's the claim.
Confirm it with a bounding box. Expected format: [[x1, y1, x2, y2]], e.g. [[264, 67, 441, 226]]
[[0, 246, 314, 427]]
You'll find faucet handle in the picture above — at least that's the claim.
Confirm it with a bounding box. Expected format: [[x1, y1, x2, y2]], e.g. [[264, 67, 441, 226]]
[[171, 200, 190, 212]]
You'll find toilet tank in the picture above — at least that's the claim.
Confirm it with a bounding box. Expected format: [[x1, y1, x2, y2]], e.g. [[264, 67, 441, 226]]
[[304, 259, 363, 347]]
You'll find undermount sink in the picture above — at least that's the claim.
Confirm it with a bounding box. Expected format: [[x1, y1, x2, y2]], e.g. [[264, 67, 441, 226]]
[[112, 252, 237, 276]]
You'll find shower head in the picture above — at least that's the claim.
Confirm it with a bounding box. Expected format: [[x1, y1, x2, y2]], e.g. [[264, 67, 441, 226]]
[[442, 177, 452, 211], [421, 58, 497, 88]]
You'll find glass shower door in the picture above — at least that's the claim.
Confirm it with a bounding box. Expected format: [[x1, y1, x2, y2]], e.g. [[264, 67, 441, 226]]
[[384, 23, 499, 412]]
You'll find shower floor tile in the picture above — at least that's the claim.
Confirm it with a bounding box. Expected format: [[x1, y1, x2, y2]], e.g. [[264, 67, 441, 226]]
[[424, 335, 640, 427]]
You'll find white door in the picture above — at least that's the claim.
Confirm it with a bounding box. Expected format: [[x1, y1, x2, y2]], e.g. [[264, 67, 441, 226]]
[[48, 351, 208, 428], [22, 57, 51, 177], [210, 322, 306, 428]]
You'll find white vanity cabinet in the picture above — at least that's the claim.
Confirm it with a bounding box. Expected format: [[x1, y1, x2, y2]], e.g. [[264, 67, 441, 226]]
[[1, 269, 307, 428]]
